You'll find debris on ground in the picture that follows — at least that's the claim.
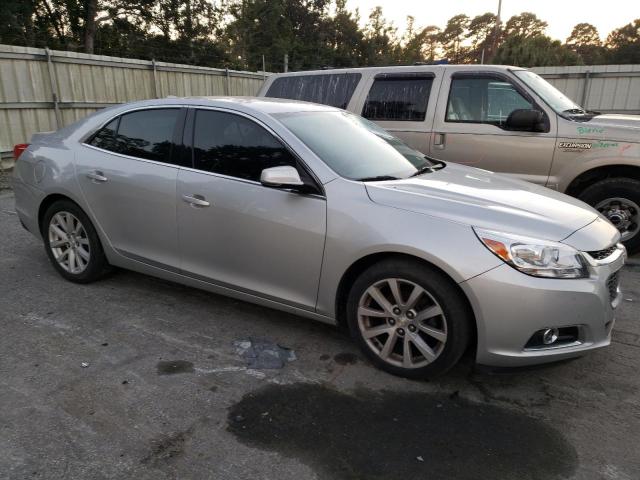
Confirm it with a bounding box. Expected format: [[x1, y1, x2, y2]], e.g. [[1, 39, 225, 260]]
[[81, 362, 89, 368], [233, 338, 296, 369]]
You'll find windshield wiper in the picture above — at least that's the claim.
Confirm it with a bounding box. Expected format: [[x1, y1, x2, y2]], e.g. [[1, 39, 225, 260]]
[[410, 165, 435, 177], [562, 108, 587, 115], [358, 175, 400, 182]]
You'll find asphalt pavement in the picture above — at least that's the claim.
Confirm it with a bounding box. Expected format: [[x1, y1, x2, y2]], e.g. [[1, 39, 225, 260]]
[[1, 190, 639, 480]]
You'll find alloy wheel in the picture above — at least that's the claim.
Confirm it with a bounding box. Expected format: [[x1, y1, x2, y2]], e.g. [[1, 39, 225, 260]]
[[357, 278, 448, 368], [48, 211, 91, 274]]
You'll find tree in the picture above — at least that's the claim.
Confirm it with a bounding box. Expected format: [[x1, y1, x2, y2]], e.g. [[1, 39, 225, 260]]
[[326, 0, 364, 67], [503, 12, 547, 38], [606, 19, 640, 64], [494, 34, 581, 67], [361, 6, 401, 65], [566, 22, 604, 64], [467, 12, 498, 63], [440, 14, 469, 63]]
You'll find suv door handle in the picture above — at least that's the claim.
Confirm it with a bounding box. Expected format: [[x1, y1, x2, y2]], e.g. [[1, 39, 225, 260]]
[[433, 133, 446, 150], [86, 171, 108, 183], [182, 194, 210, 208]]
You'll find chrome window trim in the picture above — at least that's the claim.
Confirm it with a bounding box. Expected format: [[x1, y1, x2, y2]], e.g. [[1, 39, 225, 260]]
[[82, 143, 181, 170], [79, 103, 326, 199]]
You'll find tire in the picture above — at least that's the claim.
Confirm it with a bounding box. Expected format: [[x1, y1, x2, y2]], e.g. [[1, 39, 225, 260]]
[[578, 178, 640, 255], [346, 258, 472, 379], [42, 199, 111, 283]]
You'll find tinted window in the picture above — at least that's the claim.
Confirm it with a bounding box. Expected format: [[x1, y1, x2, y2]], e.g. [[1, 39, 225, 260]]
[[89, 109, 180, 163], [193, 110, 297, 182], [446, 77, 533, 125], [265, 73, 361, 109], [362, 76, 433, 121], [89, 118, 119, 151]]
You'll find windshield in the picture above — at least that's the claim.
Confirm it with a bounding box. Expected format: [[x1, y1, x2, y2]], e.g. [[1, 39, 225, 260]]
[[513, 70, 583, 114], [276, 111, 433, 181]]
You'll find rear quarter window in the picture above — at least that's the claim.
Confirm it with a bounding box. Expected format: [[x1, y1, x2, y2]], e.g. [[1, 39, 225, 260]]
[[362, 76, 433, 122], [265, 73, 361, 109]]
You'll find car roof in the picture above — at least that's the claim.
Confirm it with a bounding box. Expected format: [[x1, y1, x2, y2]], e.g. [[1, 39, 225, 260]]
[[110, 96, 341, 116], [265, 64, 525, 78]]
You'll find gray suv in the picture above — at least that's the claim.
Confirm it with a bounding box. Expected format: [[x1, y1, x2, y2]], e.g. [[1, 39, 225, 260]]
[[259, 65, 640, 253]]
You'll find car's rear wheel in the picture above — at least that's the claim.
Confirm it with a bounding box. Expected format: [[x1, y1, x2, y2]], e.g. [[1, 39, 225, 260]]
[[346, 258, 472, 379], [578, 178, 640, 254], [42, 200, 110, 283]]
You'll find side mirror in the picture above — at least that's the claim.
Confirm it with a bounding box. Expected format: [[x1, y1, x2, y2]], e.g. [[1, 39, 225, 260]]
[[505, 109, 546, 132], [260, 166, 304, 188]]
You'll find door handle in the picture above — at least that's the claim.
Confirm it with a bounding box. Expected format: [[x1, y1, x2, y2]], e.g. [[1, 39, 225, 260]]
[[433, 133, 446, 150], [86, 171, 108, 183], [182, 194, 210, 208]]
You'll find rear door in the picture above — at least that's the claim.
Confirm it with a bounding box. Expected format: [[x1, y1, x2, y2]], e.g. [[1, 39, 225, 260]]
[[77, 107, 186, 269], [430, 70, 557, 185], [356, 71, 442, 154], [176, 108, 326, 310]]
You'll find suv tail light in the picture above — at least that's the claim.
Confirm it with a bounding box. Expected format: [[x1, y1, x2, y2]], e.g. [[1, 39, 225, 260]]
[[13, 143, 29, 160]]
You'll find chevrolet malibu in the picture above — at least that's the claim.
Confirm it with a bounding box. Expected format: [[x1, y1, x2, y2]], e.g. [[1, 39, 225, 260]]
[[11, 97, 626, 378]]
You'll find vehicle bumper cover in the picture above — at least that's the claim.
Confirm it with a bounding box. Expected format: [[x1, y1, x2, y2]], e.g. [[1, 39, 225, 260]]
[[461, 252, 624, 367]]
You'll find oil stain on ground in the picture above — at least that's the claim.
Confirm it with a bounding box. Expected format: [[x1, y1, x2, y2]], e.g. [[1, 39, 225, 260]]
[[156, 360, 194, 375], [228, 383, 577, 480]]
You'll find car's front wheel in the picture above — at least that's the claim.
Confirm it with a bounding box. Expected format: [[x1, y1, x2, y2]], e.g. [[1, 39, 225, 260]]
[[42, 200, 111, 283], [346, 258, 472, 379]]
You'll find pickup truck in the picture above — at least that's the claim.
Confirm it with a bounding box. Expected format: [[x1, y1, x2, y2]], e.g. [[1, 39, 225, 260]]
[[258, 65, 640, 253]]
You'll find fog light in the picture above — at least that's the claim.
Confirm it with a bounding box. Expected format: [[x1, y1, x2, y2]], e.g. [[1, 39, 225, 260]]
[[542, 328, 559, 345]]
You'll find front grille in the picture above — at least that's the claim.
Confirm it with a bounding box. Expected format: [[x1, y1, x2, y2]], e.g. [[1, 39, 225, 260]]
[[587, 245, 617, 261], [606, 271, 620, 302]]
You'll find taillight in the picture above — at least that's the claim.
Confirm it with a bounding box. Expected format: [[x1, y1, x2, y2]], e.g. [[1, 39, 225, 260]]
[[13, 143, 29, 160]]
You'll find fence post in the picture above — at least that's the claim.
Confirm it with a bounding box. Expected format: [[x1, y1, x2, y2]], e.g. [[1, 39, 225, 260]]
[[580, 70, 591, 108], [151, 58, 159, 98], [284, 54, 288, 73], [225, 68, 230, 96], [45, 47, 61, 129]]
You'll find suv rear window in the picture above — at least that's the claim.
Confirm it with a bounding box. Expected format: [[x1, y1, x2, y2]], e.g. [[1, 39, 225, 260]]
[[265, 73, 361, 109], [362, 75, 433, 122]]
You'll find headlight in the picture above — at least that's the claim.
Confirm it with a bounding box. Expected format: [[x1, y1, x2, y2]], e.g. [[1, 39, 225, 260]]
[[474, 228, 588, 279]]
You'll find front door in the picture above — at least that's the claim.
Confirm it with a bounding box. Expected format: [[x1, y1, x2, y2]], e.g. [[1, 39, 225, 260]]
[[77, 107, 184, 269], [431, 70, 557, 186], [177, 108, 326, 310]]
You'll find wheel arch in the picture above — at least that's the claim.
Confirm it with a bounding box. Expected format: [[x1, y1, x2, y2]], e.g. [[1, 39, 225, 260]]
[[565, 164, 640, 197], [334, 252, 478, 350], [38, 193, 82, 236]]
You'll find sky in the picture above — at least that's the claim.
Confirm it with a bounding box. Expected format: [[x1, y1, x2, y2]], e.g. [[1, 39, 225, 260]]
[[346, 0, 639, 41]]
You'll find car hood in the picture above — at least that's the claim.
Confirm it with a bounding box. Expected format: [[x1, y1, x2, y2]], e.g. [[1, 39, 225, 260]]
[[562, 114, 640, 143], [365, 163, 598, 242]]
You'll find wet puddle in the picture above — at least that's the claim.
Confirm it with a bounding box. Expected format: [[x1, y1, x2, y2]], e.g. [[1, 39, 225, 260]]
[[228, 383, 577, 480], [156, 360, 194, 375]]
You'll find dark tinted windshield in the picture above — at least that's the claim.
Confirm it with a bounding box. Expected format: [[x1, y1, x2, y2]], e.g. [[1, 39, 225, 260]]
[[276, 111, 433, 180]]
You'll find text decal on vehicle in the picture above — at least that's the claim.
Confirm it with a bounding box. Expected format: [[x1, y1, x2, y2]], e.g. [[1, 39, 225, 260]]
[[558, 142, 592, 151]]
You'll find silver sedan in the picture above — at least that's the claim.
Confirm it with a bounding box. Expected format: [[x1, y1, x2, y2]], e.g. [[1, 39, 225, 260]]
[[11, 97, 626, 378]]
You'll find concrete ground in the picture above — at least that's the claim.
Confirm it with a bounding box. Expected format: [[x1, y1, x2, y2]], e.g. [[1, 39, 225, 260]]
[[1, 189, 639, 480]]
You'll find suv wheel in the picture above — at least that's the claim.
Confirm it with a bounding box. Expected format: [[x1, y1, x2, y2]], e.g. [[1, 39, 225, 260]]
[[42, 200, 111, 283], [578, 178, 640, 254], [346, 258, 472, 379]]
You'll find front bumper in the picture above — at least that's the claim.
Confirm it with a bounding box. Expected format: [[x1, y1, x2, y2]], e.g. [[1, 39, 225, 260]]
[[461, 246, 625, 367]]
